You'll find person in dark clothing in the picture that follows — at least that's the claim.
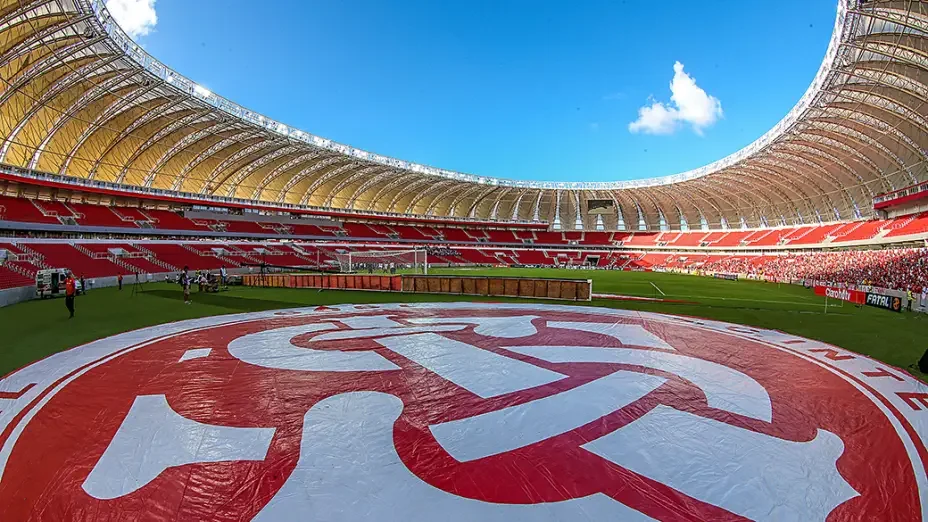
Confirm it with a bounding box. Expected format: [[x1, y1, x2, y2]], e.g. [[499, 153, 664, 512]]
[[65, 272, 76, 319], [181, 266, 191, 304], [118, 273, 123, 290], [80, 275, 86, 295]]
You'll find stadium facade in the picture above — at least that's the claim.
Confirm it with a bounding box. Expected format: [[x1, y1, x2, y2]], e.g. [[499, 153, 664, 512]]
[[0, 0, 926, 230]]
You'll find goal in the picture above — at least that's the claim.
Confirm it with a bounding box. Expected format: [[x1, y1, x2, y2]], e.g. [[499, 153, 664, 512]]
[[335, 248, 428, 274]]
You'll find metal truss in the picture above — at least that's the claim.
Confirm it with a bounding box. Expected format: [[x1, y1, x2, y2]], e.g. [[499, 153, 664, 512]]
[[0, 0, 926, 227]]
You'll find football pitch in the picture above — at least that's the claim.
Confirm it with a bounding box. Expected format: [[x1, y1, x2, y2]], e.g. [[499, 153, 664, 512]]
[[0, 268, 925, 379]]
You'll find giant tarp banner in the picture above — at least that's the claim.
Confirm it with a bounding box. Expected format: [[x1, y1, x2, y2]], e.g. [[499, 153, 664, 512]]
[[1, 303, 926, 519]]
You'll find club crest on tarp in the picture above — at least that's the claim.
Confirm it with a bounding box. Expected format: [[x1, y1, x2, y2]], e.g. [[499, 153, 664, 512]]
[[0, 303, 925, 521]]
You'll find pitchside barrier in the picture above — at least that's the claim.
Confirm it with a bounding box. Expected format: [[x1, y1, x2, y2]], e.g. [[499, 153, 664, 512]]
[[402, 275, 592, 301], [813, 284, 906, 313], [243, 273, 402, 291], [242, 273, 592, 301]]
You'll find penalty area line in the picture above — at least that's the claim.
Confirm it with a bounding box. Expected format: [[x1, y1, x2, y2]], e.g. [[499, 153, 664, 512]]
[[649, 281, 666, 296]]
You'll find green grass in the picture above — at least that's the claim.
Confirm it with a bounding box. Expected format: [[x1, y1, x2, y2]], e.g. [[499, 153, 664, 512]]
[[1, 269, 925, 380]]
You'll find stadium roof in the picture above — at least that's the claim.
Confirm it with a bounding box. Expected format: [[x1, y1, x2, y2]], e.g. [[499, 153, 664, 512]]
[[0, 0, 926, 229]]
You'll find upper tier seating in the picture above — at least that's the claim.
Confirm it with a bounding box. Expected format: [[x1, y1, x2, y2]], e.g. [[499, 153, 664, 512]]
[[221, 220, 270, 234], [394, 225, 435, 241], [0, 196, 60, 224], [289, 223, 340, 237], [342, 223, 382, 238], [32, 200, 76, 218], [143, 209, 207, 231], [672, 232, 709, 247], [69, 203, 131, 227], [583, 232, 612, 245], [533, 231, 566, 245], [658, 232, 682, 244], [749, 228, 797, 247], [712, 231, 753, 247], [836, 220, 884, 242], [486, 230, 517, 243], [439, 228, 473, 243], [111, 207, 151, 222], [787, 224, 842, 245], [624, 233, 661, 247], [885, 212, 928, 237]]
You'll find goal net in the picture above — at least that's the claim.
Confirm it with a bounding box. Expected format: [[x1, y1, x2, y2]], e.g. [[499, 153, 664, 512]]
[[335, 248, 428, 274]]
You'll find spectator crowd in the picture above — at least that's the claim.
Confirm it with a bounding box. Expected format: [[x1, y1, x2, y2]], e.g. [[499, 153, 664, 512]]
[[697, 248, 927, 293]]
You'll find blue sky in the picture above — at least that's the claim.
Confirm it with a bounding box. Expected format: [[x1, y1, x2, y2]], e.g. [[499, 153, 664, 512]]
[[109, 0, 837, 183]]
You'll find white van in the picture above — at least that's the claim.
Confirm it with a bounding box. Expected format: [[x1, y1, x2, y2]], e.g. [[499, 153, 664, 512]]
[[36, 268, 81, 298]]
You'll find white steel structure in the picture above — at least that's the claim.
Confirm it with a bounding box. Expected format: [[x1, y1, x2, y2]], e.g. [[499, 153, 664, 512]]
[[0, 1, 925, 230]]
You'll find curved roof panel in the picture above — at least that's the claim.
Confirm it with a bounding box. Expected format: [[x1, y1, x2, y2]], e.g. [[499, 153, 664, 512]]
[[0, 0, 924, 229]]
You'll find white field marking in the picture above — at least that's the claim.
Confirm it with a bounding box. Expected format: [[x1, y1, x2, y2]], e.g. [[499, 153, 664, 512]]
[[583, 405, 858, 522], [228, 323, 402, 372], [82, 395, 274, 500], [504, 345, 772, 422], [254, 392, 657, 521], [662, 294, 843, 307], [430, 370, 666, 462], [311, 325, 465, 342], [376, 333, 567, 399], [337, 315, 403, 329], [546, 321, 675, 350], [406, 316, 539, 338], [649, 281, 666, 296], [178, 348, 211, 362]]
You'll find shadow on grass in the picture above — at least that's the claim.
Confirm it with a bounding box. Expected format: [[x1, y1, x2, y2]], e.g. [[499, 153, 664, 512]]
[[143, 289, 312, 312]]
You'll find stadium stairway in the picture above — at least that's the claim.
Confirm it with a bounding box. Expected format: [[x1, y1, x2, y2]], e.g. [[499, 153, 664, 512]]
[[131, 245, 180, 272]]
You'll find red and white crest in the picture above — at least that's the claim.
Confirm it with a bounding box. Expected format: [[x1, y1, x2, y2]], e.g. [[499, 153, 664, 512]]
[[1, 303, 926, 521]]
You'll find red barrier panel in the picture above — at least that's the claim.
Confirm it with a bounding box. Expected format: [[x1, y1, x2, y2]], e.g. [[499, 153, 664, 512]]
[[814, 285, 867, 304]]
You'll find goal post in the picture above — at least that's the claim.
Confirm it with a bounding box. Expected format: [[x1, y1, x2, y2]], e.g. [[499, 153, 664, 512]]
[[336, 248, 428, 274]]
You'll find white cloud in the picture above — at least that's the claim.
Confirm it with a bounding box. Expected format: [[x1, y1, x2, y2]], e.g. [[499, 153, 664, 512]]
[[629, 61, 722, 136], [106, 0, 158, 39]]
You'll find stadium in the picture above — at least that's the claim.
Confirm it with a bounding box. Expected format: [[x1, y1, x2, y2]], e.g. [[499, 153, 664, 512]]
[[0, 0, 927, 520]]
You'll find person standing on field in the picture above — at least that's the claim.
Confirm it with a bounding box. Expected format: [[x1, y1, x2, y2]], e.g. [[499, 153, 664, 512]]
[[118, 273, 123, 290], [182, 267, 191, 305], [64, 272, 76, 319]]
